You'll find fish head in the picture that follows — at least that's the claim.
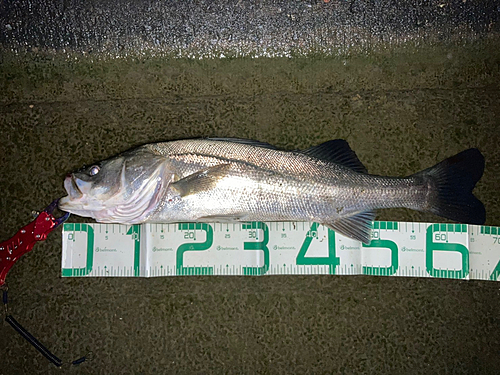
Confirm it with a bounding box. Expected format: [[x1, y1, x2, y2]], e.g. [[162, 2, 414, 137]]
[[59, 147, 168, 223]]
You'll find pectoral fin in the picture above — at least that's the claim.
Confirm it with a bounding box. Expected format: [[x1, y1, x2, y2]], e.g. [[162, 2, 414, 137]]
[[170, 164, 231, 197], [323, 210, 376, 244]]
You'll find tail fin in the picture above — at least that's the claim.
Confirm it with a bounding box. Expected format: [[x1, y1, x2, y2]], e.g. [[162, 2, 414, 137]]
[[418, 148, 485, 224]]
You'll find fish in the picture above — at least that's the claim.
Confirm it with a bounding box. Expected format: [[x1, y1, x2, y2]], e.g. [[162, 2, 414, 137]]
[[58, 138, 485, 244]]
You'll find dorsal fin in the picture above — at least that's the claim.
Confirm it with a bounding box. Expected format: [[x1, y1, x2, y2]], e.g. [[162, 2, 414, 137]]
[[207, 138, 278, 150], [303, 140, 367, 173]]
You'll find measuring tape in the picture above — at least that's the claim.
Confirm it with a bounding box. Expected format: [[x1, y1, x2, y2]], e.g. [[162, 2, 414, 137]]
[[61, 221, 500, 281]]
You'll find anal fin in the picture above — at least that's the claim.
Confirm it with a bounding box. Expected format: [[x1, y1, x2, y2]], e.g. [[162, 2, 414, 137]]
[[323, 211, 376, 244]]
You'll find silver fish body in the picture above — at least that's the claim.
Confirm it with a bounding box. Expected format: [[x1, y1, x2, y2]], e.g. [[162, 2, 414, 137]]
[[58, 138, 485, 243]]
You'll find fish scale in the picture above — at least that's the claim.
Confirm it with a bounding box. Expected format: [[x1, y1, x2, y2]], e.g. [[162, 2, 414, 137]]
[[147, 140, 422, 218]]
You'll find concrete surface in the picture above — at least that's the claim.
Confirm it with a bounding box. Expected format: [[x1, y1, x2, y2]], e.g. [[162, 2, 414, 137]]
[[1, 0, 499, 58], [1, 1, 500, 374]]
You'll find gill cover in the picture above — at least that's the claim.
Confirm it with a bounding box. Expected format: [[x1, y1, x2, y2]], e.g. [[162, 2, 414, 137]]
[[92, 161, 168, 224]]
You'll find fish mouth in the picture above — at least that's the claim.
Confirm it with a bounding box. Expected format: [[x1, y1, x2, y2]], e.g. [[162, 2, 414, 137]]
[[68, 174, 83, 199], [59, 174, 83, 211]]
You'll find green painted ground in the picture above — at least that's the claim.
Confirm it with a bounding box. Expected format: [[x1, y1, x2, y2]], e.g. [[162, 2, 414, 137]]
[[1, 40, 499, 374]]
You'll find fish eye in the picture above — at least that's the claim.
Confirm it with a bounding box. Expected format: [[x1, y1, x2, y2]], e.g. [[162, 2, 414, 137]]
[[89, 165, 100, 176]]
